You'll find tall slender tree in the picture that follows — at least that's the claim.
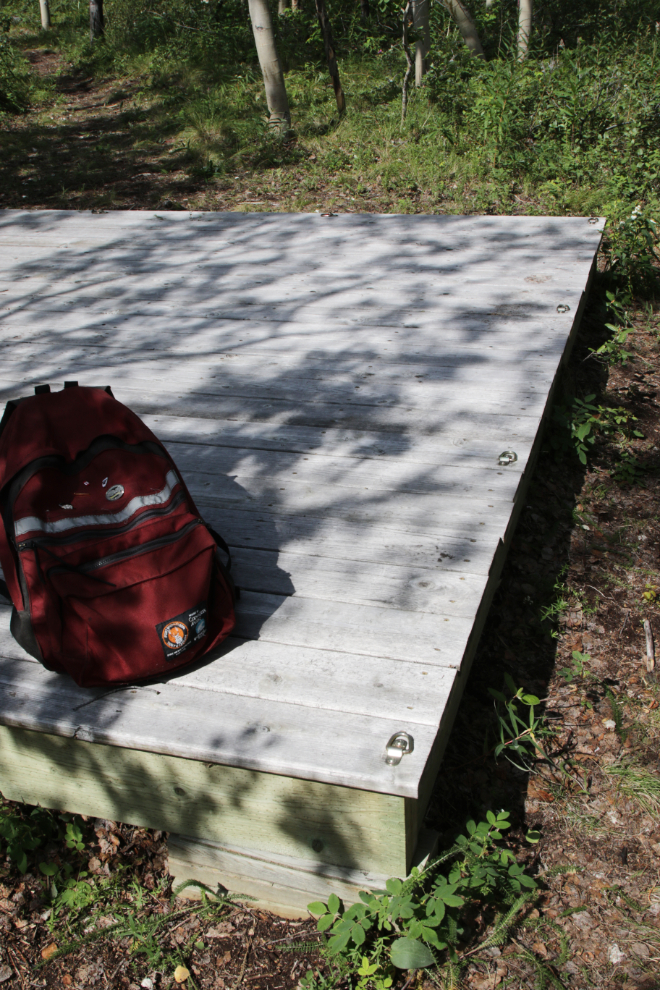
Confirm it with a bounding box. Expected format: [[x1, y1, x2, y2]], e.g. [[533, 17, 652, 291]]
[[89, 0, 104, 42], [518, 0, 532, 58], [39, 0, 51, 30], [314, 0, 346, 115], [441, 0, 483, 56], [412, 0, 430, 86], [248, 0, 291, 131]]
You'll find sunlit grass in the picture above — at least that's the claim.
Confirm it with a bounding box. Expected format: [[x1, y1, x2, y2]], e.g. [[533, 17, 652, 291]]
[[604, 759, 660, 819]]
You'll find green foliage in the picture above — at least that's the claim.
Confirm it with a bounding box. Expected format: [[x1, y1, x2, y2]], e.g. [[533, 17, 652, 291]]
[[307, 811, 537, 979], [488, 674, 549, 771], [606, 205, 660, 294], [611, 450, 646, 486], [568, 395, 642, 466], [0, 34, 30, 114], [0, 800, 62, 873], [604, 759, 660, 818], [35, 874, 234, 971], [589, 290, 634, 365], [559, 650, 590, 683]]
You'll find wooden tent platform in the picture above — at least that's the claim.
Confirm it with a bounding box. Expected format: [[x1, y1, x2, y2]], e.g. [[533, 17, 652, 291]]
[[0, 210, 603, 914]]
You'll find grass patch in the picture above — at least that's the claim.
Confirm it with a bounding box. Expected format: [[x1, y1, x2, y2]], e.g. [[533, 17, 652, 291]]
[[604, 758, 660, 819]]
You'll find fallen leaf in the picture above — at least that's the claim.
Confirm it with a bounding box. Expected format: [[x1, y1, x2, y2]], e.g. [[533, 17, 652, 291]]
[[41, 943, 58, 960], [0, 966, 13, 984], [63, 975, 73, 986], [174, 966, 190, 984]]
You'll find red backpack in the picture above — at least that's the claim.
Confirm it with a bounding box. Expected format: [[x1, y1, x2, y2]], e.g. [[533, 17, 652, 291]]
[[0, 383, 236, 687]]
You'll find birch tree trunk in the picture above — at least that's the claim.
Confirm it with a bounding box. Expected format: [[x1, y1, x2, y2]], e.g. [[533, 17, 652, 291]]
[[39, 0, 51, 30], [518, 0, 532, 58], [248, 0, 291, 131], [401, 1, 413, 124], [278, 0, 289, 14], [412, 0, 430, 86], [442, 0, 483, 57], [89, 0, 104, 42], [314, 0, 346, 115]]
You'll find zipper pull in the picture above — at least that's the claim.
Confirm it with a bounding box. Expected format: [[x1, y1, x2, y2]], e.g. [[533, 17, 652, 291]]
[[16, 540, 34, 551]]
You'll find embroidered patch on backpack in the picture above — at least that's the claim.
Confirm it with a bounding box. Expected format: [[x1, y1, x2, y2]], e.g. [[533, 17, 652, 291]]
[[157, 602, 208, 660]]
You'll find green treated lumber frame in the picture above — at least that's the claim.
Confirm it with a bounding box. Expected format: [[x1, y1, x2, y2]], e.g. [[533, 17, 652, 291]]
[[0, 725, 416, 879]]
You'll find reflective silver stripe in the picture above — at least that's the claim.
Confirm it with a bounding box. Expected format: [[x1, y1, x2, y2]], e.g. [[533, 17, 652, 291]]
[[15, 470, 181, 538]]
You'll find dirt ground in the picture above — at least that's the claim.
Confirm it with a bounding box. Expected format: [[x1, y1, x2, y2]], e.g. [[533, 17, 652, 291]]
[[1, 49, 660, 990]]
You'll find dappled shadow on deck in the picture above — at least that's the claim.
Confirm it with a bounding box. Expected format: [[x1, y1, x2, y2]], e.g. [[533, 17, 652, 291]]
[[0, 210, 601, 874]]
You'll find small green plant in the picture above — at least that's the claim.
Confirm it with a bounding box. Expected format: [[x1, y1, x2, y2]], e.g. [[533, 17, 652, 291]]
[[0, 801, 61, 873], [489, 674, 549, 772], [591, 326, 634, 366], [560, 650, 590, 683], [570, 395, 643, 465], [606, 205, 660, 295], [307, 811, 537, 978], [642, 584, 658, 603], [36, 878, 234, 971], [356, 956, 393, 990], [605, 688, 627, 742], [612, 450, 646, 486], [590, 291, 635, 365]]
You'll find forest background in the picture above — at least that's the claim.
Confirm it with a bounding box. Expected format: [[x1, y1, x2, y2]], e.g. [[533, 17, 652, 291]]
[[0, 0, 658, 227]]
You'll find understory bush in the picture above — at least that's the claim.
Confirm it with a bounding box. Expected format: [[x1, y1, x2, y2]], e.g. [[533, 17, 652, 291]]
[[0, 34, 30, 113], [303, 811, 538, 984]]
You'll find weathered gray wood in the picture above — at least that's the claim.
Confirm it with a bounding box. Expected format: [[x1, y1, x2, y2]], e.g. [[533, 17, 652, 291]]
[[0, 612, 454, 725], [0, 211, 603, 820], [0, 351, 555, 418], [0, 653, 437, 795]]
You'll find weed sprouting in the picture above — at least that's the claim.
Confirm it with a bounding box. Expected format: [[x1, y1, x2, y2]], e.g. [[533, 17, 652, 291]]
[[0, 800, 83, 875], [559, 650, 591, 683], [305, 812, 538, 984], [568, 395, 643, 466], [604, 759, 660, 818]]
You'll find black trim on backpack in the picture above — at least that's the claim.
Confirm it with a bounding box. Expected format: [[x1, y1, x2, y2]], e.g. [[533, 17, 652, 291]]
[[0, 577, 11, 604], [9, 607, 44, 663], [206, 526, 232, 569], [206, 525, 239, 602]]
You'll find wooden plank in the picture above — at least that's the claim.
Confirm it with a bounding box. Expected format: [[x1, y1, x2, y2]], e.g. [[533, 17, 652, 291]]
[[0, 652, 437, 794], [0, 624, 455, 727], [0, 327, 566, 388], [0, 724, 411, 875], [0, 269, 590, 313], [199, 502, 501, 575], [168, 441, 524, 499], [168, 829, 438, 916], [167, 836, 392, 917], [230, 547, 487, 616], [0, 385, 541, 476], [232, 589, 473, 662], [0, 348, 556, 417]]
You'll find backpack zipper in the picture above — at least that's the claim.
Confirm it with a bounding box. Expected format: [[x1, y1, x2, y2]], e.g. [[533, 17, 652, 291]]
[[45, 518, 202, 578], [15, 489, 187, 552]]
